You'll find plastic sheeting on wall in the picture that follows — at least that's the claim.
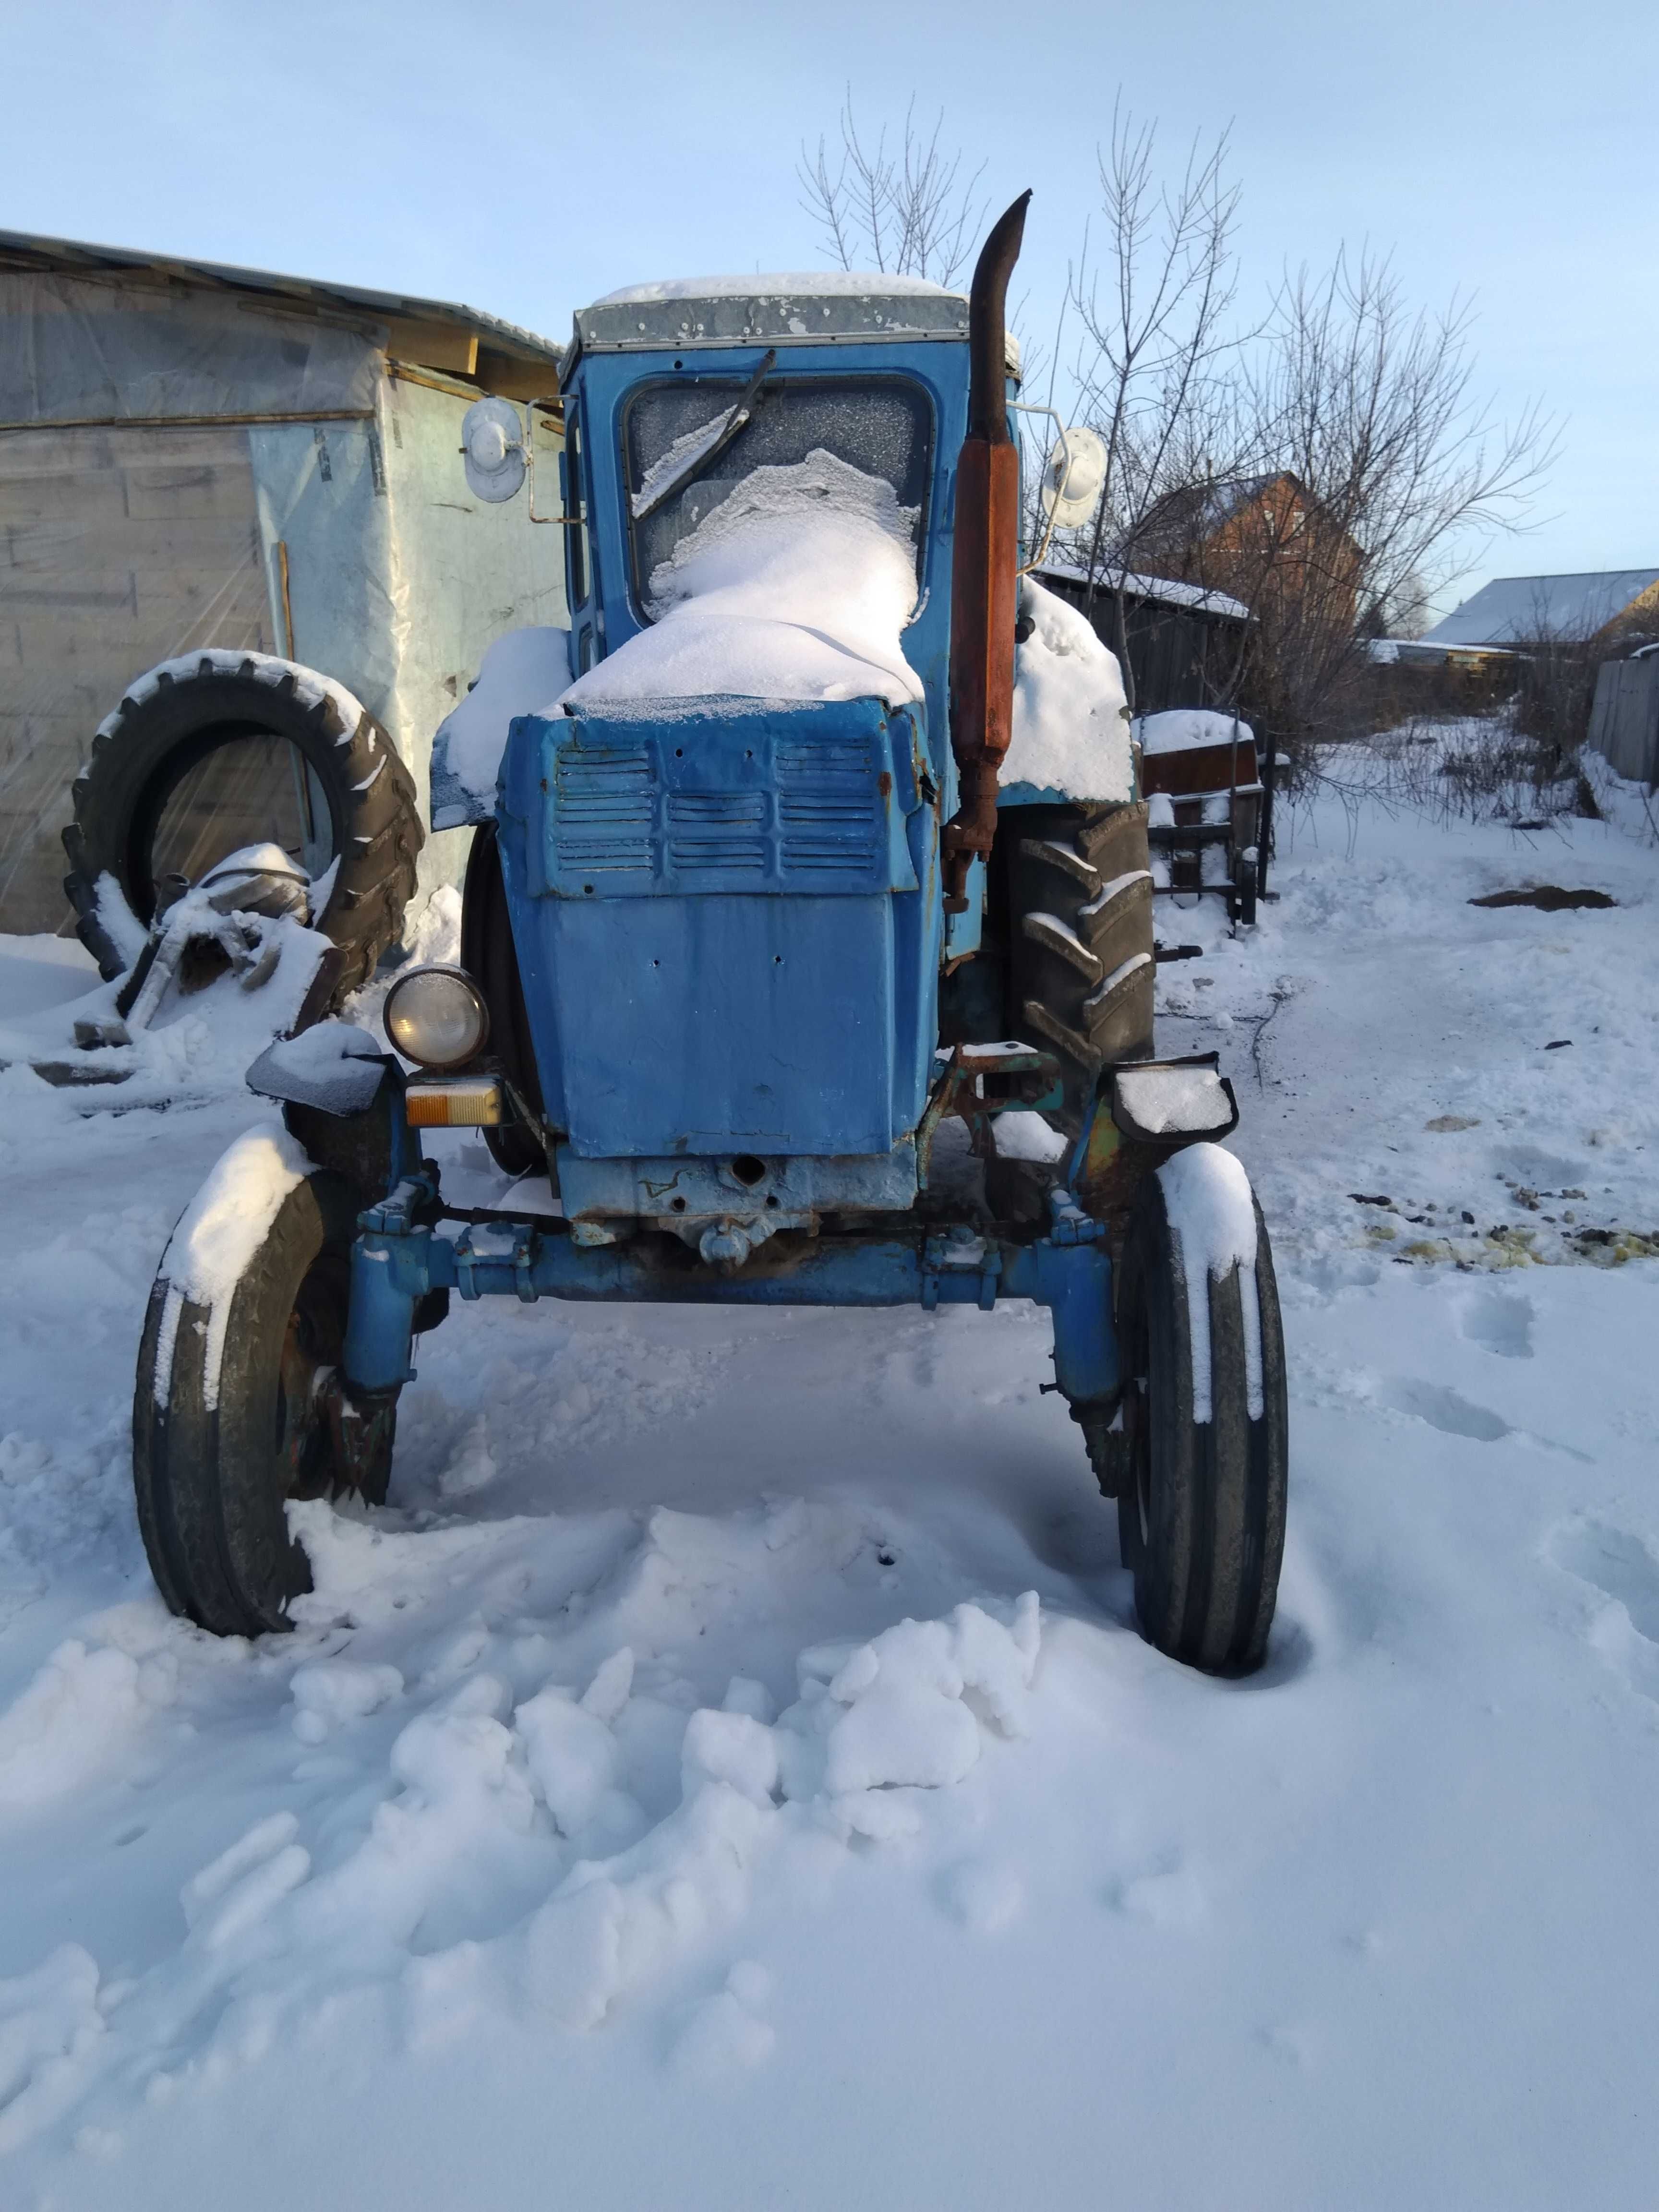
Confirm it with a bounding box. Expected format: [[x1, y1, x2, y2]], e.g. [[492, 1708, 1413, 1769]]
[[0, 268, 565, 933], [0, 270, 380, 425]]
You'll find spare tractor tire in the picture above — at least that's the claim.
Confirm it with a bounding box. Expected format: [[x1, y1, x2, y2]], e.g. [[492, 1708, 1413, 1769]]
[[62, 652, 422, 1005]]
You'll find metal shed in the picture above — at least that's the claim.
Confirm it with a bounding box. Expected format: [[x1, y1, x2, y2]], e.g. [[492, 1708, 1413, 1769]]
[[1587, 651, 1659, 786], [0, 228, 568, 934], [1033, 559, 1252, 717]]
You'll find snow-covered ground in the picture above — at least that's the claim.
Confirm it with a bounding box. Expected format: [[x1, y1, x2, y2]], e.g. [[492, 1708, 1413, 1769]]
[[0, 770, 1655, 2209]]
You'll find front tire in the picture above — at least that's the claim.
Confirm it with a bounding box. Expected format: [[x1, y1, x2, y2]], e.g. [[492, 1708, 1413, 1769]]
[[133, 1168, 394, 1636], [1115, 1150, 1287, 1673]]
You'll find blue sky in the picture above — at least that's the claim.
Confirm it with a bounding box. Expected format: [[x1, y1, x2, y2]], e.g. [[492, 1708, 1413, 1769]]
[[4, 0, 1654, 606]]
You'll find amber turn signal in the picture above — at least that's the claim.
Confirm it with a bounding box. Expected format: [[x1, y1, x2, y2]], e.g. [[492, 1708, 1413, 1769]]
[[404, 1076, 503, 1128]]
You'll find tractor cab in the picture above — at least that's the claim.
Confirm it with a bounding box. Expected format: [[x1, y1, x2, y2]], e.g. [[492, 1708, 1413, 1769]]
[[439, 276, 1008, 1261]]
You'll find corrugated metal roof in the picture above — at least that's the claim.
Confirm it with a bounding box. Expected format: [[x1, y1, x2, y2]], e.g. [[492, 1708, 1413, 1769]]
[[0, 226, 563, 369], [1036, 560, 1250, 621], [1424, 570, 1659, 647]]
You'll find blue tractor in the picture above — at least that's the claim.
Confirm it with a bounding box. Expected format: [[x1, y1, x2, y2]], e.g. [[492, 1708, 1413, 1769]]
[[134, 199, 1287, 1674]]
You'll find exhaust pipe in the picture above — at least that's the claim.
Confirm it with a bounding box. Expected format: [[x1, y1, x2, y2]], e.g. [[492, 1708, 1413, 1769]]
[[942, 189, 1031, 913]]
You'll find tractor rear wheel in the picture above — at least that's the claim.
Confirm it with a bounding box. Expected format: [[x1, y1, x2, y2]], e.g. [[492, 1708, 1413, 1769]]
[[1114, 1148, 1288, 1674], [1004, 799, 1155, 1125], [133, 1166, 395, 1636]]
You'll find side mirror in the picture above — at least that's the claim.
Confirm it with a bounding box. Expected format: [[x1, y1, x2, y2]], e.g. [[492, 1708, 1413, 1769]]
[[1041, 425, 1106, 527], [461, 397, 528, 504]]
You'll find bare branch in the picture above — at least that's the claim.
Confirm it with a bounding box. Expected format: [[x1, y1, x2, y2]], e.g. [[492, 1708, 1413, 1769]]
[[797, 95, 986, 284]]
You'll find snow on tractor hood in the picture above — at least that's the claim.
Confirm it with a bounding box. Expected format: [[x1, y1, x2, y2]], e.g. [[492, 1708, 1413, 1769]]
[[561, 450, 926, 718]]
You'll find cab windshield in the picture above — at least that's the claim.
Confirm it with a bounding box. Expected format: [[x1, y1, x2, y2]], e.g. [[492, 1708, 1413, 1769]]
[[623, 374, 933, 604]]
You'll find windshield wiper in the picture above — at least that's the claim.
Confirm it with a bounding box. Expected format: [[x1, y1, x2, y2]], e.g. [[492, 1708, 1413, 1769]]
[[632, 347, 776, 523]]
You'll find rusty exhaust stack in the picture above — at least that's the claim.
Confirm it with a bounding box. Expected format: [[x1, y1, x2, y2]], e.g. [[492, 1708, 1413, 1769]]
[[942, 188, 1031, 913]]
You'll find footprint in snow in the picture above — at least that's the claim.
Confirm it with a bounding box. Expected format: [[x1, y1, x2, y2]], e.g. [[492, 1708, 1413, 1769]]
[[1106, 1859, 1206, 1930], [1549, 1520, 1659, 1702], [1379, 1378, 1512, 1443], [1456, 1286, 1535, 1361]]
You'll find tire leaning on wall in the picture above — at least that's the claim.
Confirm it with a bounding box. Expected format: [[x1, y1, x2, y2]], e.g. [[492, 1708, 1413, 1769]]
[[62, 654, 423, 1006]]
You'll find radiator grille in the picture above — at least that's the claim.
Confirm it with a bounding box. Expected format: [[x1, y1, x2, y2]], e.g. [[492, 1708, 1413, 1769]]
[[545, 718, 905, 894], [666, 790, 768, 872], [554, 744, 655, 872], [777, 737, 882, 873]]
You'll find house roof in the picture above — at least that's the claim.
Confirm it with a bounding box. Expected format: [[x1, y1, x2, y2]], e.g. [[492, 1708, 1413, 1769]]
[[1423, 570, 1659, 647], [0, 227, 564, 380], [1035, 560, 1250, 622]]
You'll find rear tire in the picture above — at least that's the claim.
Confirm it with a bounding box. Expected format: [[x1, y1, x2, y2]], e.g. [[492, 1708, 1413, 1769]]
[[133, 1168, 394, 1636], [1115, 1153, 1287, 1674], [1004, 800, 1155, 1125]]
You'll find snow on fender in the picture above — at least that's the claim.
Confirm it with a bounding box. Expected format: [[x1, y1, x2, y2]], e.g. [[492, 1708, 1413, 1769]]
[[1155, 1142, 1264, 1423], [151, 1117, 313, 1411]]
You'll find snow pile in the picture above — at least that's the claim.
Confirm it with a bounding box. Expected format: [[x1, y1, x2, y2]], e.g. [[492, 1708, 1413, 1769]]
[[520, 1593, 1037, 2032], [1582, 748, 1659, 849], [94, 650, 368, 744], [0, 915, 334, 1113], [430, 628, 572, 828], [561, 450, 924, 713], [1135, 708, 1254, 758], [1000, 579, 1132, 802], [152, 1118, 313, 1407], [0, 1482, 1041, 2144], [1155, 1142, 1263, 1422]]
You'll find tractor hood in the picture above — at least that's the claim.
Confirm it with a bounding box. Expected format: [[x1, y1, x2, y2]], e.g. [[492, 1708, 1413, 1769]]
[[562, 448, 925, 719]]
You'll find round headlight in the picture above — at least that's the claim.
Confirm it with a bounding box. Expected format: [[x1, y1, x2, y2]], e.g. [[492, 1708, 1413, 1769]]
[[383, 965, 489, 1070]]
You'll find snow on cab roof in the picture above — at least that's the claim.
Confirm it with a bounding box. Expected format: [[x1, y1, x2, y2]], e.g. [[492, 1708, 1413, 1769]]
[[593, 273, 963, 305], [571, 274, 971, 358]]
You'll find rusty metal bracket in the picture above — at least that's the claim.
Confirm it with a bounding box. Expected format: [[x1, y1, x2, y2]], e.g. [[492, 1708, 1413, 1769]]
[[915, 1041, 1063, 1187]]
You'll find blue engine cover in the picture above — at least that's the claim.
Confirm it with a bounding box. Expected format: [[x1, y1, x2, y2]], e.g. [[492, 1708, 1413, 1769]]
[[498, 694, 942, 1158]]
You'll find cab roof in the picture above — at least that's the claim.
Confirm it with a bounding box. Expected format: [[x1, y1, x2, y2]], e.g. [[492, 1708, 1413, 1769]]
[[570, 274, 971, 363]]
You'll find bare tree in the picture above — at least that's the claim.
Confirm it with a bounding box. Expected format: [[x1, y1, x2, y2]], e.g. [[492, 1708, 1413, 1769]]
[[1189, 253, 1559, 744], [795, 101, 1559, 757], [799, 96, 986, 287], [1047, 108, 1251, 712]]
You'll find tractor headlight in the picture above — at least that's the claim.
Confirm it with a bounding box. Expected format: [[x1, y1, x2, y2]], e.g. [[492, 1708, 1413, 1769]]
[[383, 965, 489, 1070]]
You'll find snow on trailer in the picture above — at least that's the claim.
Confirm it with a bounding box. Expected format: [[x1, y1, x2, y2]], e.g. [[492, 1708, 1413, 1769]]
[[1135, 708, 1269, 922]]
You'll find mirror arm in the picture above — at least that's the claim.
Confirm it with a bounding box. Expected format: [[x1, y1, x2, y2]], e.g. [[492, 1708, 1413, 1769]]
[[523, 398, 565, 526]]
